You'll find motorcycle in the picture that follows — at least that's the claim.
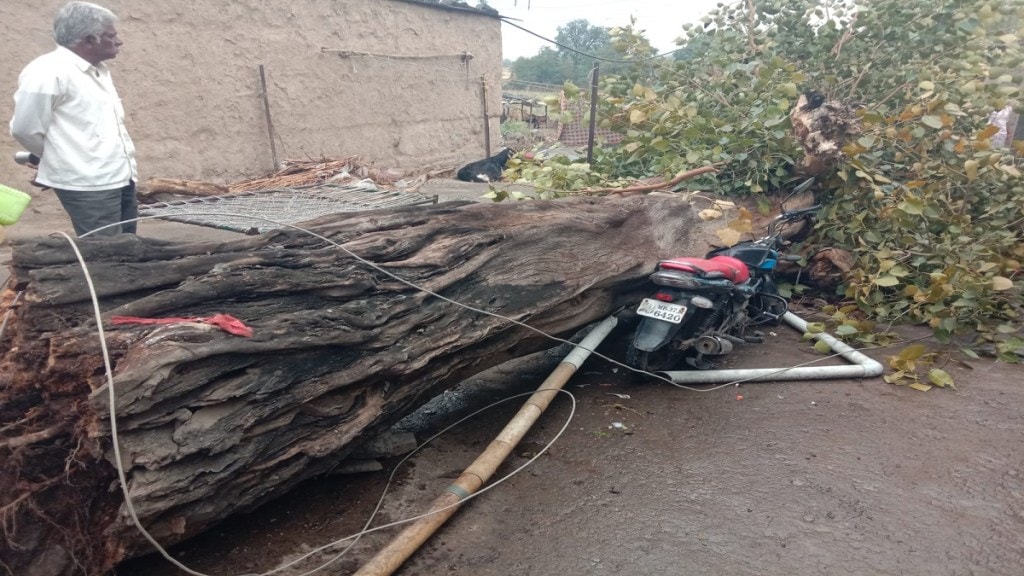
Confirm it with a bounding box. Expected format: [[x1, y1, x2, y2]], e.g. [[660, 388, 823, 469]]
[[625, 180, 819, 372]]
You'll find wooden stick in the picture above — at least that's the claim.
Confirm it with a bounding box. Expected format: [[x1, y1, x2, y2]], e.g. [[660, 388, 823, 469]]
[[481, 75, 491, 158], [258, 64, 279, 169], [587, 63, 600, 164], [138, 178, 229, 199]]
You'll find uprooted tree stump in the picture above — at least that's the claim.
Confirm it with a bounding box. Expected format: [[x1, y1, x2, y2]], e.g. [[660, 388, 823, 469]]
[[0, 195, 714, 575], [789, 91, 860, 177]]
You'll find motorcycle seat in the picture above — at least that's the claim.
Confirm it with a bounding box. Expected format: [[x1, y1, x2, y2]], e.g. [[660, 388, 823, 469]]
[[657, 255, 751, 283]]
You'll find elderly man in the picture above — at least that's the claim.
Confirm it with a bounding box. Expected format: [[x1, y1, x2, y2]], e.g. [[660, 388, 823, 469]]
[[10, 1, 138, 236]]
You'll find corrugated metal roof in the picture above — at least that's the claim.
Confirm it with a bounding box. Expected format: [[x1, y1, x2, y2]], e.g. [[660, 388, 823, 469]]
[[391, 0, 502, 18]]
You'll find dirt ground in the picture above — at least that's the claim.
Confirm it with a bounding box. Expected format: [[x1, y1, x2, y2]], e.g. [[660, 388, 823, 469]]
[[4, 183, 1023, 576]]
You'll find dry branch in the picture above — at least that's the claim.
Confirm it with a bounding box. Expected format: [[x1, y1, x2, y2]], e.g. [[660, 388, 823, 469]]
[[137, 178, 229, 200], [579, 165, 719, 195], [229, 157, 413, 193]]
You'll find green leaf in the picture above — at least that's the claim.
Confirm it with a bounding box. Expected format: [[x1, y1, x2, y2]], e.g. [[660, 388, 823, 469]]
[[897, 344, 927, 361], [899, 198, 925, 215], [999, 164, 1022, 177], [835, 324, 859, 336], [921, 115, 944, 129], [874, 275, 900, 287], [928, 368, 954, 388], [805, 322, 825, 334], [965, 159, 979, 181], [884, 370, 907, 384], [813, 340, 832, 354], [991, 276, 1014, 291]]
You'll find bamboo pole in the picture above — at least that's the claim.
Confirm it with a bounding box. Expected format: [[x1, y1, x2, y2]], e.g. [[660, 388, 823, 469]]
[[353, 315, 619, 576]]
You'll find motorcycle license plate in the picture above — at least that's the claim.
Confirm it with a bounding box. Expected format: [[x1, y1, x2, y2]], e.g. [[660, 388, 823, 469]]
[[636, 298, 687, 324]]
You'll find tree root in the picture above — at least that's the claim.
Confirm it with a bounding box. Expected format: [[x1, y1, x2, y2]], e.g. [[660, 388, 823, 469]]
[[0, 423, 68, 451]]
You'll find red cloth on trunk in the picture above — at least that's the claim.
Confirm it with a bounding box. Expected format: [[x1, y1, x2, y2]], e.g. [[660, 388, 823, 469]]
[[111, 313, 253, 337]]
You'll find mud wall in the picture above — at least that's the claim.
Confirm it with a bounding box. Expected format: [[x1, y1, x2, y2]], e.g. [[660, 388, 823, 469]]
[[0, 0, 502, 187]]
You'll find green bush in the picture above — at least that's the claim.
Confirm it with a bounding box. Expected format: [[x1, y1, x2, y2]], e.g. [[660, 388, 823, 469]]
[[509, 0, 1024, 370]]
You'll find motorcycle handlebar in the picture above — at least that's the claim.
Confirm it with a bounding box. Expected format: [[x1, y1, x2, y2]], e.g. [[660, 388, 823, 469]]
[[14, 151, 41, 167], [764, 204, 820, 241], [778, 205, 821, 220]]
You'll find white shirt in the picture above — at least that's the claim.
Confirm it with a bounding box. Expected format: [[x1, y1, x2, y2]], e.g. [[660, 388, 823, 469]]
[[10, 46, 137, 191]]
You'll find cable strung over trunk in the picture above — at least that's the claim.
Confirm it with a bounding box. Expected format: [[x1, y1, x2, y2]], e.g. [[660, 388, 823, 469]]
[[0, 195, 711, 575]]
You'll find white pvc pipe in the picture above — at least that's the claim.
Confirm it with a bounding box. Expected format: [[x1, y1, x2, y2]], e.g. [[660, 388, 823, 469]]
[[659, 311, 884, 384], [563, 315, 619, 368]]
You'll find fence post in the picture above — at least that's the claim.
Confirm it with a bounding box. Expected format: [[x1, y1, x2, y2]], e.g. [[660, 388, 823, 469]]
[[481, 76, 491, 158], [258, 64, 279, 169], [587, 63, 600, 164]]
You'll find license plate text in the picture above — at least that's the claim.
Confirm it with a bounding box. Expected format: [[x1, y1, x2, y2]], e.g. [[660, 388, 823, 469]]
[[636, 299, 687, 324]]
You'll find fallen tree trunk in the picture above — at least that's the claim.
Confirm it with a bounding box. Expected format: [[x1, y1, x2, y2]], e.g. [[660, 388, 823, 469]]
[[0, 195, 711, 575]]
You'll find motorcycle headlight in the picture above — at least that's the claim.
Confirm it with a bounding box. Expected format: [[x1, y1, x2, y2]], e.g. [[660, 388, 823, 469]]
[[650, 270, 701, 289]]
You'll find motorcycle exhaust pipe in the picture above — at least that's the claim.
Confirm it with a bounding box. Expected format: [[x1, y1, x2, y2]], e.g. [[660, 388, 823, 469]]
[[694, 335, 733, 356]]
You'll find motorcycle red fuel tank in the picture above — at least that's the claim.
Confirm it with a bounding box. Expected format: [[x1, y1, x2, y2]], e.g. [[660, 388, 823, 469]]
[[657, 255, 750, 284]]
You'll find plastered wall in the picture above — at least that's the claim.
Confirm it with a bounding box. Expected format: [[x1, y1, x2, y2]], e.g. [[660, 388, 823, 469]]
[[0, 0, 503, 189]]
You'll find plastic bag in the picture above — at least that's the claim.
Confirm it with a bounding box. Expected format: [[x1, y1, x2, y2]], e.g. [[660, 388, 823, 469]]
[[988, 105, 1013, 148]]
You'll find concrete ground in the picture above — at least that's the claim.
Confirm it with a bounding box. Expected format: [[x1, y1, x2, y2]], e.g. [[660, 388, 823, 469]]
[[117, 321, 1024, 576]]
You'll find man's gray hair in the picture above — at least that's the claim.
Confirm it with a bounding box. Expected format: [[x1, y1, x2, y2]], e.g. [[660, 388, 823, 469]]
[[52, 1, 117, 48]]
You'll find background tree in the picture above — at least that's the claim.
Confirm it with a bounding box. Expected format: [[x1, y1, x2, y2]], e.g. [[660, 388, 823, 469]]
[[554, 19, 612, 86], [508, 19, 659, 87], [509, 47, 570, 86], [555, 19, 612, 63]]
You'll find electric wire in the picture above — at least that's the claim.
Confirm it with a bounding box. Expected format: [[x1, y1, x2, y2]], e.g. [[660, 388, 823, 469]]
[[61, 220, 580, 576], [79, 207, 891, 395], [500, 17, 687, 63], [78, 211, 710, 389], [44, 208, 896, 574], [269, 387, 577, 576]]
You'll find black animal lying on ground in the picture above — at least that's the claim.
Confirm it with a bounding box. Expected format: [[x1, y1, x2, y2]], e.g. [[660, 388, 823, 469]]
[[456, 148, 514, 183]]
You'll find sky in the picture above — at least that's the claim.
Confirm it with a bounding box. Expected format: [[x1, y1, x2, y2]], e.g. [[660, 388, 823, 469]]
[[487, 0, 725, 60]]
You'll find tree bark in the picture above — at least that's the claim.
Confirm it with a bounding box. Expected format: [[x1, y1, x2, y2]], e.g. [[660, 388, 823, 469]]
[[0, 195, 711, 575]]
